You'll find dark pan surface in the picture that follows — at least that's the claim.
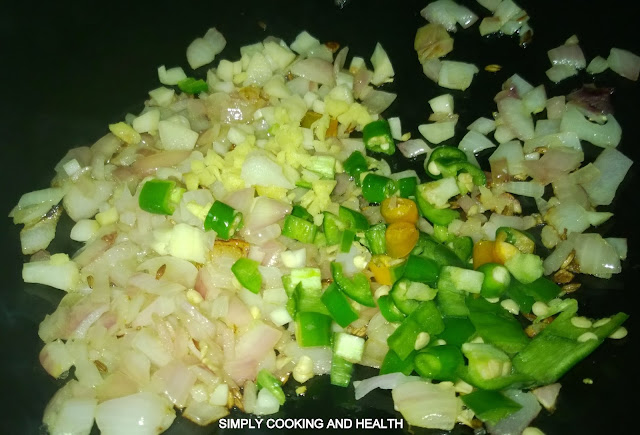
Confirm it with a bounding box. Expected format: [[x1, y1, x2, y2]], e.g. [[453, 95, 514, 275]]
[[1, 1, 638, 433]]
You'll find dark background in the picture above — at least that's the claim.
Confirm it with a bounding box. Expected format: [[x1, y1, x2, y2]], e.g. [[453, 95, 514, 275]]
[[1, 0, 638, 433]]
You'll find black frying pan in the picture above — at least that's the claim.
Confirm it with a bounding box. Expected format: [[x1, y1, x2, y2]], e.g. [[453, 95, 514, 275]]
[[1, 1, 637, 433]]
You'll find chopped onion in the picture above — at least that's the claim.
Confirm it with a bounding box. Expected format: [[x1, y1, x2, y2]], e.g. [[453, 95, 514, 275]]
[[548, 42, 586, 70], [581, 147, 632, 205], [187, 29, 226, 70], [182, 402, 229, 426], [572, 233, 622, 278], [361, 89, 397, 114], [398, 139, 431, 158], [370, 43, 395, 86], [532, 383, 562, 412], [438, 60, 479, 90], [497, 97, 534, 141], [353, 373, 420, 400], [95, 392, 176, 435], [241, 152, 295, 189], [467, 117, 496, 135], [607, 47, 640, 81], [418, 119, 457, 144], [290, 57, 335, 86], [392, 381, 459, 430]]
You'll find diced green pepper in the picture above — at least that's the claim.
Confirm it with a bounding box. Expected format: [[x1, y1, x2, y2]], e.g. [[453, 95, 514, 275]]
[[291, 204, 314, 222], [377, 294, 406, 323], [340, 229, 356, 252], [295, 312, 332, 347], [204, 201, 243, 240], [403, 255, 440, 286], [425, 145, 467, 180], [321, 283, 359, 328], [365, 223, 387, 255], [412, 233, 465, 269], [282, 214, 318, 244], [331, 262, 375, 307], [231, 258, 262, 293], [461, 390, 522, 424], [414, 344, 464, 381], [363, 119, 395, 155], [362, 173, 398, 203], [437, 316, 475, 348], [177, 77, 208, 94], [330, 354, 354, 387], [138, 179, 185, 215], [339, 205, 370, 231], [380, 349, 415, 375], [436, 288, 470, 317], [495, 226, 536, 254], [396, 176, 418, 198], [343, 151, 368, 186], [477, 263, 511, 299], [416, 185, 460, 226]]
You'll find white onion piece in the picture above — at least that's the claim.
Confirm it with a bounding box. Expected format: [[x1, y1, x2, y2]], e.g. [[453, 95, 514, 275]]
[[361, 89, 397, 114], [418, 119, 457, 144], [497, 97, 534, 141], [244, 197, 292, 231], [254, 388, 280, 415], [581, 148, 632, 205], [49, 397, 97, 435], [421, 0, 478, 31], [241, 152, 294, 189], [586, 56, 609, 74], [290, 57, 335, 86], [572, 233, 622, 277], [137, 256, 198, 289], [487, 390, 541, 435], [607, 47, 640, 81], [489, 140, 526, 178], [532, 383, 562, 412], [467, 116, 496, 135], [559, 105, 621, 148], [438, 60, 479, 90], [95, 392, 175, 435], [523, 148, 583, 185], [353, 373, 420, 400], [23, 254, 80, 292], [605, 237, 628, 260], [546, 96, 566, 120], [523, 132, 581, 154], [477, 0, 502, 13], [504, 73, 534, 96], [182, 402, 229, 426], [502, 181, 545, 198], [543, 236, 575, 275], [459, 130, 496, 165], [392, 381, 459, 430], [150, 361, 196, 408], [158, 65, 187, 86], [548, 43, 586, 69], [546, 64, 578, 83], [64, 178, 115, 221], [370, 43, 395, 86], [398, 139, 431, 158]]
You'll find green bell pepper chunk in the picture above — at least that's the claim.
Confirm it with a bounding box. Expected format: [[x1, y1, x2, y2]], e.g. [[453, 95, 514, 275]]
[[231, 258, 262, 294], [477, 263, 511, 299], [177, 77, 208, 94], [466, 295, 530, 355], [390, 279, 437, 315], [446, 235, 474, 263], [403, 255, 440, 286], [363, 119, 395, 155], [331, 262, 375, 307], [412, 232, 465, 269], [138, 179, 185, 215], [414, 344, 464, 381], [364, 223, 387, 255], [291, 204, 314, 222], [323, 211, 346, 246], [338, 205, 370, 231], [425, 145, 467, 180], [380, 349, 415, 375], [461, 390, 522, 424], [330, 355, 354, 387], [295, 311, 333, 347], [387, 301, 444, 360], [343, 151, 368, 186], [362, 173, 398, 203], [437, 316, 476, 348], [436, 288, 470, 317], [321, 283, 359, 328], [416, 185, 460, 226], [377, 294, 406, 323], [396, 176, 418, 198], [282, 214, 318, 244], [204, 201, 243, 240]]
